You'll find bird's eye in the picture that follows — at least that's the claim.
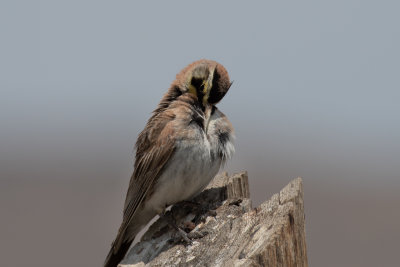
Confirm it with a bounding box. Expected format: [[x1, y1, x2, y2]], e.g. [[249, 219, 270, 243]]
[[191, 77, 203, 90]]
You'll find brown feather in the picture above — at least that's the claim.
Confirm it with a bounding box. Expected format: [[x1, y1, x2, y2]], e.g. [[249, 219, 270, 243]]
[[104, 59, 233, 267]]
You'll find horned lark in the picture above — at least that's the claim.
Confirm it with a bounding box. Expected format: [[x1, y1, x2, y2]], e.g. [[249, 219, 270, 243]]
[[104, 59, 235, 267]]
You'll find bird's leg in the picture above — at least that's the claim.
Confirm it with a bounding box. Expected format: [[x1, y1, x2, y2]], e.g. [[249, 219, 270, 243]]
[[177, 199, 218, 224], [163, 209, 192, 244]]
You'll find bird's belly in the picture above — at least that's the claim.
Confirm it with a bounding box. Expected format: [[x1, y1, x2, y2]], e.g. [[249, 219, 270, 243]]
[[145, 138, 220, 214]]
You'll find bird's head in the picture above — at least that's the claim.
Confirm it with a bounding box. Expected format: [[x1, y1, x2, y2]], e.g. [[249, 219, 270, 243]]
[[180, 59, 232, 107]]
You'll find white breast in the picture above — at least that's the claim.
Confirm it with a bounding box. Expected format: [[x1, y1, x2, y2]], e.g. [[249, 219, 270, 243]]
[[144, 109, 234, 214], [145, 139, 218, 213]]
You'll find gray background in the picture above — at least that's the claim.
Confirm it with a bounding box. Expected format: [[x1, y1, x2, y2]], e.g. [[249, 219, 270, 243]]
[[1, 1, 399, 266]]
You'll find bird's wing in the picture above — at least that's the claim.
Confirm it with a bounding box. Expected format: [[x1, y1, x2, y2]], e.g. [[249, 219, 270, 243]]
[[114, 111, 176, 250]]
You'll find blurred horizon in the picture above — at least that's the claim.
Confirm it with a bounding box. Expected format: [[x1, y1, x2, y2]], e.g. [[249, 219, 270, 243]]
[[1, 1, 400, 267]]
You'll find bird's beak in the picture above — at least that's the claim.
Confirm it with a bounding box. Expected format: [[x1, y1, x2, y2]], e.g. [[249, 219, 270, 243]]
[[203, 65, 216, 133], [203, 66, 215, 96], [202, 66, 216, 108]]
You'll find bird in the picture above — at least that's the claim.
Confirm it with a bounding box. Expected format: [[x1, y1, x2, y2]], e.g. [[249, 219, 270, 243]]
[[104, 59, 235, 267]]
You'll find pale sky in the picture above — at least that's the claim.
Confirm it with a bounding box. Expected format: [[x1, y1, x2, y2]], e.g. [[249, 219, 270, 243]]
[[1, 1, 399, 185], [1, 2, 400, 266]]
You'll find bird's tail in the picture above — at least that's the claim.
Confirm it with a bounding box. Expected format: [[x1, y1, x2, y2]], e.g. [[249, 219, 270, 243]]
[[104, 236, 133, 267], [104, 208, 154, 266]]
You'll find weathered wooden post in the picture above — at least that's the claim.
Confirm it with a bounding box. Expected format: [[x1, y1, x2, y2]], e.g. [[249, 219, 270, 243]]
[[120, 172, 308, 267]]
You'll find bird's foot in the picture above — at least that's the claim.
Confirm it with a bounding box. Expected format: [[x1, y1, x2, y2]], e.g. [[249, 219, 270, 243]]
[[177, 200, 217, 223], [176, 226, 193, 244], [164, 213, 193, 245]]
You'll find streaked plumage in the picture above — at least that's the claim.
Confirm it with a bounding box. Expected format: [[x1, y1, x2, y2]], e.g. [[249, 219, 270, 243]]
[[104, 59, 234, 267]]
